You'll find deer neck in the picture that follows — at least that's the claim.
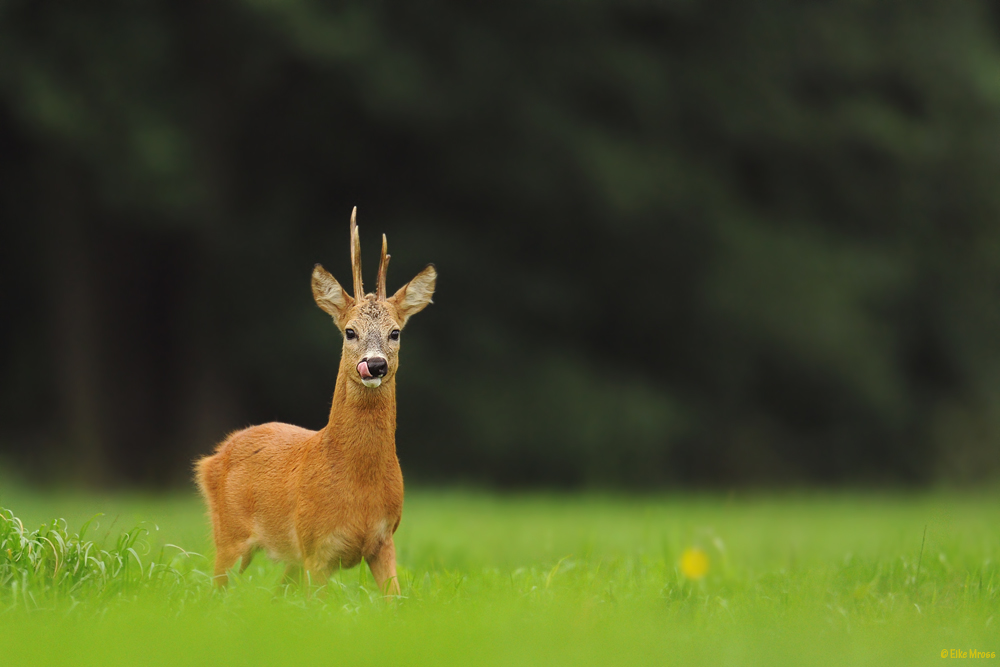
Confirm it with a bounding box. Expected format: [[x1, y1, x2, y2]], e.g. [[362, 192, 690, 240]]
[[320, 362, 398, 472]]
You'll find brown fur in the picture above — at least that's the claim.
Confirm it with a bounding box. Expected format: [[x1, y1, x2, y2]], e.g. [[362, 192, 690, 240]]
[[194, 211, 435, 594]]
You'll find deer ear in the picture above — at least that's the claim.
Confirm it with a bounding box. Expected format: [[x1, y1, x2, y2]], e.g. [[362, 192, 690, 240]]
[[389, 264, 436, 326], [312, 264, 353, 325]]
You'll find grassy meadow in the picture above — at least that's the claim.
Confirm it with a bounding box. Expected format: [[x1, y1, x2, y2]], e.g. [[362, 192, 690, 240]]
[[1, 480, 998, 666]]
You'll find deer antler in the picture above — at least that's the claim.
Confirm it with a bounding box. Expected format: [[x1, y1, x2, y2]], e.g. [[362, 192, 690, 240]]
[[376, 234, 390, 301], [350, 207, 364, 301]]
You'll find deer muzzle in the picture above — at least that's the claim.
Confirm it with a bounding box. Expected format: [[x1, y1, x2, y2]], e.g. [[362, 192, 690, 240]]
[[357, 356, 388, 387]]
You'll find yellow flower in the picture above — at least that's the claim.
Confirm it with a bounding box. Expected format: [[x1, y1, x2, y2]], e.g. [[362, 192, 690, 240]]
[[680, 547, 709, 580]]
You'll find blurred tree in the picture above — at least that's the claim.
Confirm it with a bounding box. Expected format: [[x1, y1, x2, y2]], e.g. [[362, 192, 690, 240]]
[[1, 0, 999, 486]]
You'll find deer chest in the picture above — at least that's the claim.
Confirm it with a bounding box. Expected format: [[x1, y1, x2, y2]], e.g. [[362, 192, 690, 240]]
[[308, 510, 398, 570]]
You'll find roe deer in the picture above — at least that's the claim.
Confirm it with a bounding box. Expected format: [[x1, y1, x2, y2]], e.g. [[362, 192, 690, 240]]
[[194, 207, 436, 594]]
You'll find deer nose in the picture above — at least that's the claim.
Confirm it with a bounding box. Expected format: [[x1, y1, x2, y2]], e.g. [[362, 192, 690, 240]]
[[365, 356, 388, 378]]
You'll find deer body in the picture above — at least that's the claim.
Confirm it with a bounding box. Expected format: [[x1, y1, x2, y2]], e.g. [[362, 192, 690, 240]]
[[195, 209, 435, 593]]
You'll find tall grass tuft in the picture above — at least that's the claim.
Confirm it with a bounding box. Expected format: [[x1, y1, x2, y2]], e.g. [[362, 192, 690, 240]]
[[0, 507, 203, 609]]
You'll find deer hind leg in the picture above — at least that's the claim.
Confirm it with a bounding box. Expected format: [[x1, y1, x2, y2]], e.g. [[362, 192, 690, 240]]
[[301, 556, 332, 593], [368, 537, 400, 596], [211, 524, 253, 587], [238, 547, 258, 574], [283, 562, 303, 585]]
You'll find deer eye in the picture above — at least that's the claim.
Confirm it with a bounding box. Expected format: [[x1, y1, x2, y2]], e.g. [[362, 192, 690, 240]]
[[345, 328, 356, 340], [389, 330, 400, 341]]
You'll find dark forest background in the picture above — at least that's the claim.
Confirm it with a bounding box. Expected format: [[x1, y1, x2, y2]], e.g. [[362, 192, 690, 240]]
[[2, 0, 1000, 488]]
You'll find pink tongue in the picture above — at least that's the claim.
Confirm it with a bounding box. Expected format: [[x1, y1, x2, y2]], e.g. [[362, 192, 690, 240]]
[[357, 360, 373, 379]]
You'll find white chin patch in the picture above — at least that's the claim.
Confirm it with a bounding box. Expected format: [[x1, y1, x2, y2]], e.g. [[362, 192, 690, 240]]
[[361, 377, 382, 388]]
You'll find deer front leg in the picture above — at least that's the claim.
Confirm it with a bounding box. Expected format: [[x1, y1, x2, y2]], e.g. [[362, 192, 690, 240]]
[[368, 536, 400, 596]]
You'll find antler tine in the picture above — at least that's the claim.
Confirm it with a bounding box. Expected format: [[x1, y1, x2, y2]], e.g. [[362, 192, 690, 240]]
[[350, 206, 364, 301], [377, 233, 391, 301]]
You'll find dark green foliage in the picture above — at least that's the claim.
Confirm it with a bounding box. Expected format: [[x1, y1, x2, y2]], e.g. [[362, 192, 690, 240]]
[[1, 1, 1000, 485]]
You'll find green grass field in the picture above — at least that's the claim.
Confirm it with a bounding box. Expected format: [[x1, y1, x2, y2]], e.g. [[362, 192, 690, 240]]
[[1, 481, 997, 666]]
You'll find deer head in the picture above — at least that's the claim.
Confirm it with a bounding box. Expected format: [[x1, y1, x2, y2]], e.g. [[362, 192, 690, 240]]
[[311, 208, 436, 389]]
